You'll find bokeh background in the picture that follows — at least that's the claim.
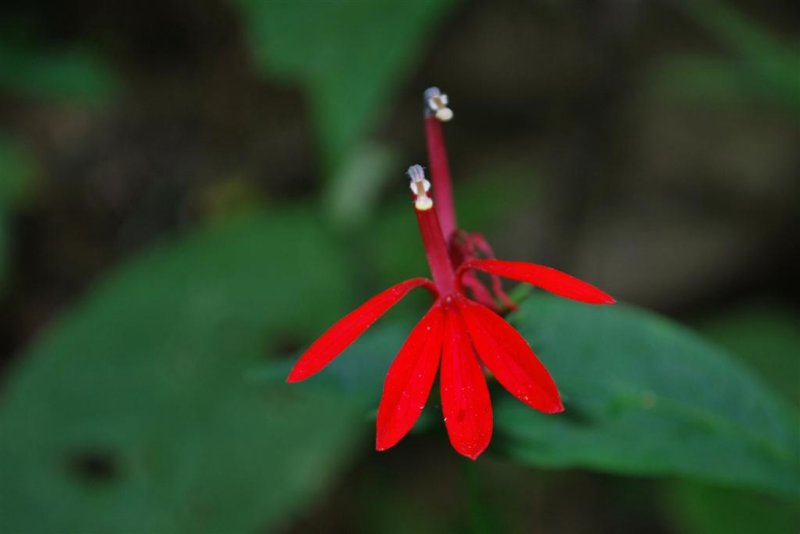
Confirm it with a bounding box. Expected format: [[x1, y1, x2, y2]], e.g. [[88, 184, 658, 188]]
[[0, 0, 798, 532]]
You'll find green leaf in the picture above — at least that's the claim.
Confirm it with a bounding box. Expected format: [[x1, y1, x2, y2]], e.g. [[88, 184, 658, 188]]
[[495, 296, 800, 498], [0, 208, 367, 533], [234, 0, 456, 170], [662, 304, 800, 534]]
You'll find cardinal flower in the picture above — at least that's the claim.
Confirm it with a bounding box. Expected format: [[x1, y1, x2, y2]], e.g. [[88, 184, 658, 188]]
[[288, 89, 614, 459]]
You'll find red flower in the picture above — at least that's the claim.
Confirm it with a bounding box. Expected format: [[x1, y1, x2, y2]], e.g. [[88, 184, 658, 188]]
[[288, 89, 614, 459]]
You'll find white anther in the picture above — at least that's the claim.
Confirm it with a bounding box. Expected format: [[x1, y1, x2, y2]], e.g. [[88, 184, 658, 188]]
[[407, 164, 434, 211], [424, 87, 454, 122]]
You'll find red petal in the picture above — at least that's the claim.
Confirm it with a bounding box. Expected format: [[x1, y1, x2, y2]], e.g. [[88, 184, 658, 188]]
[[463, 259, 615, 304], [440, 304, 493, 460], [457, 297, 563, 414], [287, 278, 435, 382], [376, 303, 445, 451]]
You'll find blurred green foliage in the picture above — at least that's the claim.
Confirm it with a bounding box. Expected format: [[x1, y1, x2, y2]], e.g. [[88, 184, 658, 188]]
[[324, 142, 396, 229], [1, 0, 799, 531], [0, 219, 8, 288], [234, 0, 456, 172], [0, 44, 120, 107], [0, 139, 32, 204], [0, 137, 35, 290], [667, 0, 800, 111], [496, 296, 800, 498], [664, 481, 798, 534], [0, 209, 368, 532], [701, 304, 800, 407], [0, 29, 118, 288]]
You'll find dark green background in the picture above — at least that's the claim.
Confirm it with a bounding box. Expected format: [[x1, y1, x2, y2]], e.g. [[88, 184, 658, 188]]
[[0, 0, 797, 532]]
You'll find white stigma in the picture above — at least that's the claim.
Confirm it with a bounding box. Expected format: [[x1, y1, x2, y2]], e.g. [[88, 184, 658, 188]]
[[407, 164, 433, 211], [424, 87, 453, 122]]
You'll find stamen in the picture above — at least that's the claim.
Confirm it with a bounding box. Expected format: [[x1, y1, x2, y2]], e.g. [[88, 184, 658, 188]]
[[407, 164, 433, 211], [423, 87, 453, 122]]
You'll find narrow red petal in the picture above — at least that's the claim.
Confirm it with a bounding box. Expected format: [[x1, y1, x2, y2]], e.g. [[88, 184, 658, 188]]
[[457, 297, 563, 414], [440, 304, 493, 460], [463, 259, 615, 304], [376, 303, 445, 451], [287, 278, 435, 382]]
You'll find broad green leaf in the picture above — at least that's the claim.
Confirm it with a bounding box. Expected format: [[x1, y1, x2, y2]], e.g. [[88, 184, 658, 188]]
[[0, 208, 367, 533], [660, 304, 800, 534], [0, 44, 120, 107], [495, 296, 800, 498], [234, 0, 456, 171]]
